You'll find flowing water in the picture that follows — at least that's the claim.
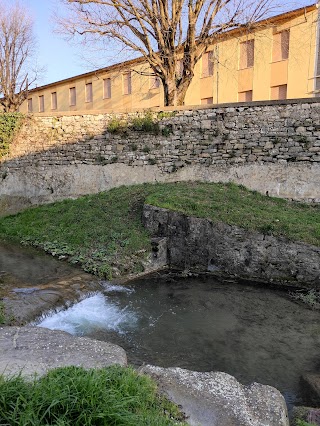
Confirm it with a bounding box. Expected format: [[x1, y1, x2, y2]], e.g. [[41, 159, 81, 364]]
[[0, 242, 101, 323], [1, 241, 320, 409], [37, 274, 320, 407]]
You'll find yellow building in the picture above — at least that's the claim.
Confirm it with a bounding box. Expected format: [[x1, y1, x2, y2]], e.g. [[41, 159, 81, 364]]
[[20, 3, 319, 114]]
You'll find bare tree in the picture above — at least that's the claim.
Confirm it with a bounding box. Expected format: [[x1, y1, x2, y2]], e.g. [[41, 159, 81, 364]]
[[59, 0, 290, 106], [0, 1, 39, 112]]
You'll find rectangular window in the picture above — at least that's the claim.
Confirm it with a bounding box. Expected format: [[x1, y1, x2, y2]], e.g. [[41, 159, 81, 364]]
[[271, 84, 287, 100], [150, 75, 160, 89], [202, 51, 214, 77], [201, 97, 213, 105], [69, 87, 76, 106], [51, 92, 57, 110], [85, 82, 93, 103], [238, 90, 253, 102], [103, 78, 111, 99], [123, 72, 132, 95], [27, 98, 33, 113], [273, 30, 290, 62], [240, 39, 254, 69], [38, 95, 44, 113]]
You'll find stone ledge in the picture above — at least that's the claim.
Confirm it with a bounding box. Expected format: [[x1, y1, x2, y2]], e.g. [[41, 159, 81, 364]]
[[140, 365, 289, 426], [0, 326, 127, 377]]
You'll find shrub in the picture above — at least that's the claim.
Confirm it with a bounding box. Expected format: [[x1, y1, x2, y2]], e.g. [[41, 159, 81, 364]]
[[0, 112, 24, 157], [107, 117, 127, 134], [157, 111, 176, 120], [129, 111, 159, 134]]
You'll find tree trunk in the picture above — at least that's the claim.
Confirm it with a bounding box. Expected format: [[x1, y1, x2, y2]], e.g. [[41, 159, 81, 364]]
[[162, 76, 192, 106], [2, 101, 19, 113], [163, 76, 193, 107]]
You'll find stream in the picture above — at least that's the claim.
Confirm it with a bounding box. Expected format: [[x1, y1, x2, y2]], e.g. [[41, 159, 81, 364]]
[[1, 242, 320, 410]]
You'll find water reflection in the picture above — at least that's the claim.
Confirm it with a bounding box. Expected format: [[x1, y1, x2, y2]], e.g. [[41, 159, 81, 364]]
[[37, 275, 320, 407]]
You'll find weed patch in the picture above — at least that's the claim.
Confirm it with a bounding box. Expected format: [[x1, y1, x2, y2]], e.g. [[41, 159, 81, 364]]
[[0, 113, 24, 157], [0, 365, 187, 425], [290, 289, 320, 309], [0, 301, 14, 325], [129, 111, 159, 134], [0, 302, 5, 324], [107, 117, 127, 134]]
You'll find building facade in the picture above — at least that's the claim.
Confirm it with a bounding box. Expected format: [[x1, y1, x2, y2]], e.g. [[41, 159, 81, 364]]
[[20, 4, 320, 114]]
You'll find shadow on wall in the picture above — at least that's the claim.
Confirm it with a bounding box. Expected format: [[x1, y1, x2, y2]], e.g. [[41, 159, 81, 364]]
[[1, 99, 320, 215]]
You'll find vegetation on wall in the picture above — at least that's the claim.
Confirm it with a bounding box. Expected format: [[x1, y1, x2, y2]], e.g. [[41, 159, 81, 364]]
[[290, 289, 320, 309], [0, 301, 13, 325], [130, 111, 160, 133], [0, 365, 187, 425], [0, 112, 24, 157], [106, 117, 128, 134], [0, 302, 6, 325], [107, 111, 172, 135]]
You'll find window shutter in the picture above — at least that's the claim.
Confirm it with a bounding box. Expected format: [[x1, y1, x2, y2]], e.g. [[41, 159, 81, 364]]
[[202, 51, 214, 77], [238, 91, 253, 102], [278, 84, 287, 100], [69, 87, 76, 106], [104, 78, 111, 98], [85, 83, 93, 102], [123, 72, 132, 95], [240, 40, 254, 69], [51, 92, 57, 110], [39, 95, 44, 112], [281, 30, 290, 60], [247, 40, 254, 68], [27, 98, 33, 113]]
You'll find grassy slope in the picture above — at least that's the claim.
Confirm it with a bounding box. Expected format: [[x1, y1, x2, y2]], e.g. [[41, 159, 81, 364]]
[[0, 182, 319, 278], [146, 182, 320, 245], [0, 365, 186, 425], [0, 185, 152, 278]]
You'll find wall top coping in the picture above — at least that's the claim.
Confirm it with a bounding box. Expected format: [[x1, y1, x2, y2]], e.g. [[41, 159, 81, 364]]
[[30, 97, 320, 118]]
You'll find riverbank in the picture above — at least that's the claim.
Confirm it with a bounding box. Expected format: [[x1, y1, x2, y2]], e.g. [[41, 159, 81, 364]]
[[0, 182, 318, 425], [0, 182, 318, 281]]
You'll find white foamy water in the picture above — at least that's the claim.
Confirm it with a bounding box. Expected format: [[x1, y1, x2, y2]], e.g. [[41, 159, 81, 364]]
[[37, 293, 137, 336], [101, 281, 134, 294]]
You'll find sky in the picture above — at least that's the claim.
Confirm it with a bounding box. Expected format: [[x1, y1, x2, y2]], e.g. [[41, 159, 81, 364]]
[[22, 0, 314, 88], [22, 0, 88, 86]]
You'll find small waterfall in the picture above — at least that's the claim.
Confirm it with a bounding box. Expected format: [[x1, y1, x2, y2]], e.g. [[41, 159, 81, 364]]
[[37, 293, 137, 336]]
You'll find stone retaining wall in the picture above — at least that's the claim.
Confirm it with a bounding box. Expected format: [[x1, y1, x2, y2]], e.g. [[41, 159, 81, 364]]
[[143, 204, 320, 288], [1, 99, 320, 212]]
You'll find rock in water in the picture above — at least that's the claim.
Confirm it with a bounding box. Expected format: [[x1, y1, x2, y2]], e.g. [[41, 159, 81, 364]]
[[140, 365, 289, 426], [0, 326, 127, 377], [300, 373, 320, 407]]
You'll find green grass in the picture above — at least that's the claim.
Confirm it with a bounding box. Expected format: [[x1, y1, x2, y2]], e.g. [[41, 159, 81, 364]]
[[146, 182, 320, 246], [0, 185, 152, 279], [295, 421, 317, 426], [0, 365, 187, 425], [0, 300, 14, 325], [0, 182, 319, 279], [0, 301, 5, 325]]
